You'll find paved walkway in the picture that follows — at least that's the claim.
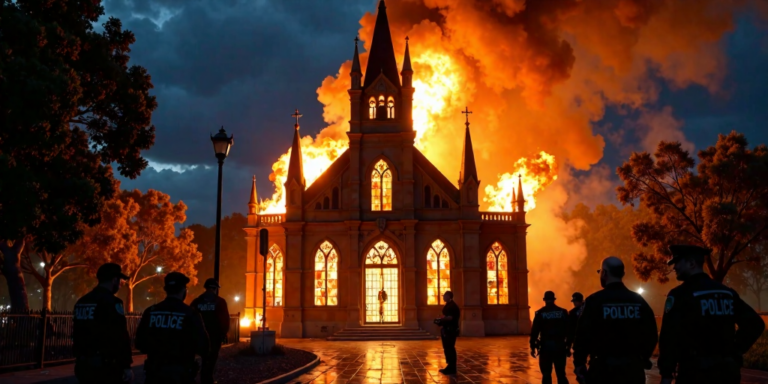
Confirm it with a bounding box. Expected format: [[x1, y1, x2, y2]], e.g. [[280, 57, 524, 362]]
[[281, 336, 768, 384], [1, 337, 767, 383]]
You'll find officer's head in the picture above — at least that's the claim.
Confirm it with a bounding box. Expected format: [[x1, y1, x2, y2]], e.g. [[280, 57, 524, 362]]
[[164, 272, 191, 300], [543, 291, 556, 305], [599, 256, 625, 288], [443, 291, 454, 303], [204, 278, 220, 295], [96, 263, 129, 294], [571, 292, 584, 307], [667, 245, 707, 281]]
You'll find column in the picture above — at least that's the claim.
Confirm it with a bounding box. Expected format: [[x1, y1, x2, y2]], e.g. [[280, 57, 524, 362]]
[[459, 220, 485, 336], [281, 222, 304, 337], [402, 220, 418, 328], [345, 220, 362, 327]]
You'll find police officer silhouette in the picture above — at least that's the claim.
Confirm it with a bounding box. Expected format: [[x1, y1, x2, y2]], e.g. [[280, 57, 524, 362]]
[[136, 272, 210, 384], [530, 291, 569, 384], [572, 256, 657, 384], [658, 245, 765, 384], [565, 292, 584, 358], [435, 290, 460, 375], [190, 278, 230, 384], [73, 263, 133, 384]]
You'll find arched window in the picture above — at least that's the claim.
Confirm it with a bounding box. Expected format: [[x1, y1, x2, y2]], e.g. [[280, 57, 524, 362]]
[[365, 241, 398, 265], [371, 160, 392, 211], [369, 97, 376, 119], [387, 96, 395, 119], [378, 95, 385, 106], [424, 186, 432, 208], [433, 195, 440, 209], [332, 187, 339, 209], [441, 199, 449, 209], [487, 242, 509, 305], [323, 196, 330, 210], [266, 245, 283, 306], [427, 240, 450, 305], [314, 241, 339, 306]]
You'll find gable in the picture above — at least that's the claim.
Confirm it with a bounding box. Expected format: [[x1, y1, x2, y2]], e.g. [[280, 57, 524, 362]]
[[364, 72, 399, 96], [304, 150, 350, 207], [413, 149, 460, 204]]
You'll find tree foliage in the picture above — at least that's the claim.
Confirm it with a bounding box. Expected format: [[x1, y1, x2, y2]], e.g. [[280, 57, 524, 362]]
[[0, 0, 156, 311], [617, 131, 768, 283], [727, 242, 768, 311]]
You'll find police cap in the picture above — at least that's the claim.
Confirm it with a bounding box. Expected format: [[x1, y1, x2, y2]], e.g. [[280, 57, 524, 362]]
[[571, 292, 584, 302], [667, 244, 709, 266], [204, 278, 221, 289], [164, 272, 191, 288], [96, 263, 129, 280], [543, 291, 556, 301]]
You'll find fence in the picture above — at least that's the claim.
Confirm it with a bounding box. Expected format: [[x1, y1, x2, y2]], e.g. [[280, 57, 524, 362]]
[[0, 310, 240, 371]]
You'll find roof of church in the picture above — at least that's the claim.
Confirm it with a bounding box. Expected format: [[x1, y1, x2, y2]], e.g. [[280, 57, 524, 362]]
[[363, 0, 401, 90], [413, 149, 460, 203], [303, 150, 351, 205]]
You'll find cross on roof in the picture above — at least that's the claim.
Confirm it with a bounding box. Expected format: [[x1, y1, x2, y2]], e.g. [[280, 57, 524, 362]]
[[462, 106, 473, 125], [291, 109, 303, 127]]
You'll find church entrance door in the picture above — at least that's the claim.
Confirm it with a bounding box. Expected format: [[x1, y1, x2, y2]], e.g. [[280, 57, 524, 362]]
[[364, 241, 399, 324]]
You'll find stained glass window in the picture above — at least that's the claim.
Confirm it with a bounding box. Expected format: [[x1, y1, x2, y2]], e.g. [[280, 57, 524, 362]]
[[369, 97, 376, 119], [427, 239, 450, 305], [487, 242, 509, 305], [314, 241, 338, 306], [266, 244, 283, 307], [371, 160, 392, 211], [365, 241, 398, 265], [387, 96, 395, 119]]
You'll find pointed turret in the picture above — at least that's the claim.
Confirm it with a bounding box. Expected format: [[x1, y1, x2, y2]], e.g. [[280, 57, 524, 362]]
[[511, 188, 517, 212], [517, 174, 525, 212], [459, 107, 478, 186], [351, 36, 362, 90], [248, 175, 259, 214], [401, 36, 413, 88], [363, 0, 401, 90], [286, 111, 305, 187]]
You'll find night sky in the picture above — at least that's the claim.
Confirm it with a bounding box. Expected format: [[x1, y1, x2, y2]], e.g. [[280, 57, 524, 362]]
[[106, 0, 768, 226]]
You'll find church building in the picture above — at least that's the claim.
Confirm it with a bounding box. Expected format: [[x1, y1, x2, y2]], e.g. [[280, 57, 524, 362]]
[[243, 0, 531, 338]]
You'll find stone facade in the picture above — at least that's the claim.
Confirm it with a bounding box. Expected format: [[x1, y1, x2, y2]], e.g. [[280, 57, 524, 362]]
[[243, 0, 531, 338]]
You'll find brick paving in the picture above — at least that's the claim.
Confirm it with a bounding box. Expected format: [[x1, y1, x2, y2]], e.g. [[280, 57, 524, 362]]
[[280, 336, 768, 384]]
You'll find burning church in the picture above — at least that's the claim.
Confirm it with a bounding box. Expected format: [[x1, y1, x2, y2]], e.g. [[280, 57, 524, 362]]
[[242, 1, 531, 338]]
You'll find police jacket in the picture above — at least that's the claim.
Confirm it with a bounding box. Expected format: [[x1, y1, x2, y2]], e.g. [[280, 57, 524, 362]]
[[135, 297, 210, 365], [530, 304, 569, 351], [190, 291, 230, 342], [565, 305, 583, 350], [657, 273, 765, 378], [572, 282, 657, 367], [72, 286, 132, 369]]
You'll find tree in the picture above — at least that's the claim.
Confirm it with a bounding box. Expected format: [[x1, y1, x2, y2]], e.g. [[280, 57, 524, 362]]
[[0, 0, 156, 311], [617, 131, 768, 283], [101, 190, 202, 312], [728, 242, 768, 311]]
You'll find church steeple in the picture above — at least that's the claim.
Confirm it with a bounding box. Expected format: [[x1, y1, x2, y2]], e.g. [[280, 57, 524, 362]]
[[248, 175, 258, 214], [286, 109, 305, 187], [458, 107, 478, 186], [363, 0, 401, 90], [401, 36, 413, 87], [517, 174, 525, 212], [351, 36, 362, 90]]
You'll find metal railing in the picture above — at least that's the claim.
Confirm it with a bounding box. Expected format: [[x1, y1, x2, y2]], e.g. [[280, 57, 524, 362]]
[[0, 310, 240, 370]]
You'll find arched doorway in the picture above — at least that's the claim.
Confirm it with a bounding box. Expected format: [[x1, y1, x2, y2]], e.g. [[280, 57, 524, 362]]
[[364, 241, 399, 324]]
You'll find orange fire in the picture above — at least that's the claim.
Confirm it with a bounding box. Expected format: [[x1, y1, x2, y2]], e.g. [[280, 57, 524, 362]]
[[484, 151, 558, 212]]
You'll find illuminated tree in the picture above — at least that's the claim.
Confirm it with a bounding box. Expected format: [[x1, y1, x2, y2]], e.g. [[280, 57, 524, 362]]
[[728, 242, 768, 311], [0, 1, 156, 311], [617, 132, 768, 283]]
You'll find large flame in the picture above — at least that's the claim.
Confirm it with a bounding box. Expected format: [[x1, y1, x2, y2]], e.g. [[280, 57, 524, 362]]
[[258, 44, 552, 213]]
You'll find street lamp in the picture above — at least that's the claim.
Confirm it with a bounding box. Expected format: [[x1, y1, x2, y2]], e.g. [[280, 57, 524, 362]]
[[210, 126, 233, 282], [637, 287, 645, 295], [156, 266, 163, 273]]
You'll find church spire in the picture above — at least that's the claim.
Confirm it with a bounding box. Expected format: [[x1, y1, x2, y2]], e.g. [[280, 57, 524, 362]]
[[351, 36, 362, 90], [517, 174, 525, 212], [458, 107, 478, 185], [401, 36, 413, 88], [511, 188, 517, 212], [248, 175, 259, 214], [363, 0, 401, 90], [286, 109, 305, 187]]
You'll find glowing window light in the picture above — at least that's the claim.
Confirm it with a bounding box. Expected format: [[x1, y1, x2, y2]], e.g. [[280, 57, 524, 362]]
[[266, 244, 284, 306], [486, 242, 509, 305], [371, 160, 392, 211], [314, 241, 338, 306], [426, 240, 450, 305]]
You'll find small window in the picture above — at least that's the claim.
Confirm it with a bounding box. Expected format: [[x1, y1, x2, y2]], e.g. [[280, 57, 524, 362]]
[[378, 95, 385, 106], [387, 96, 395, 119], [371, 159, 392, 211], [427, 240, 450, 305], [332, 187, 339, 209], [424, 186, 432, 208], [314, 241, 339, 306], [433, 195, 440, 209], [369, 97, 376, 119], [323, 196, 330, 210], [441, 199, 448, 209], [487, 242, 509, 305]]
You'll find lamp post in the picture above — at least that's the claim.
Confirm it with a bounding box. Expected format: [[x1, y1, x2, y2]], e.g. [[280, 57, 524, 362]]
[[210, 126, 234, 282]]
